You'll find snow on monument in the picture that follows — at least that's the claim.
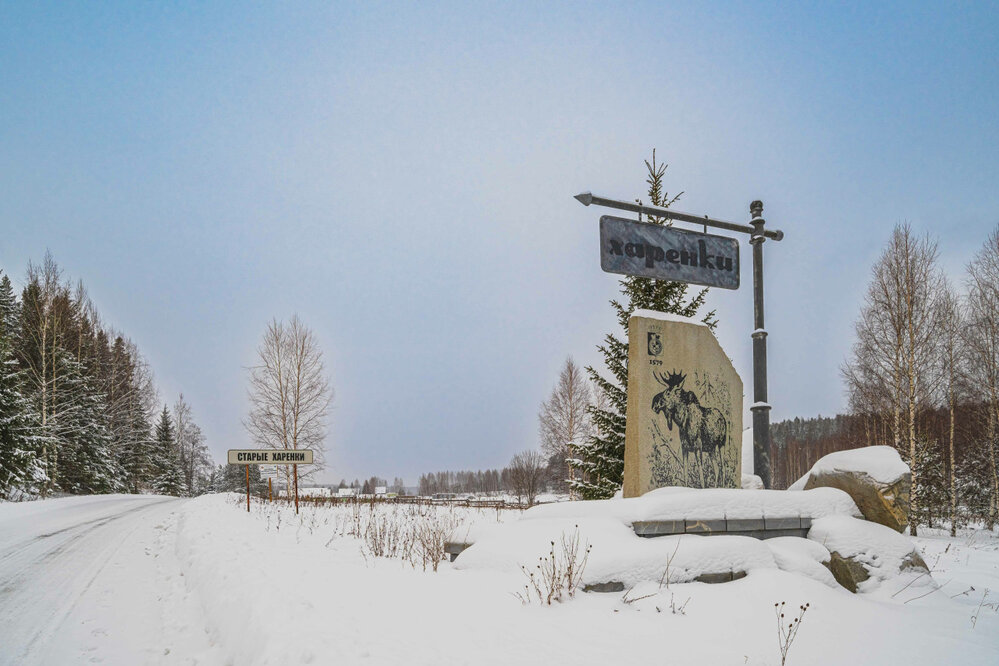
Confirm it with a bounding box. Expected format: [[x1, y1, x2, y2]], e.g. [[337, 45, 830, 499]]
[[623, 310, 742, 496]]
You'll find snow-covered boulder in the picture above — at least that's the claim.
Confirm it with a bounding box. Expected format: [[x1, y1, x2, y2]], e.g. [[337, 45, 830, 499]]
[[807, 516, 928, 593], [741, 474, 764, 490], [765, 537, 838, 588], [790, 446, 910, 533]]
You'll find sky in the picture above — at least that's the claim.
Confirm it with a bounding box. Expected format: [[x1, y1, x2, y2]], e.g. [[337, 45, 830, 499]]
[[2, 1, 998, 484]]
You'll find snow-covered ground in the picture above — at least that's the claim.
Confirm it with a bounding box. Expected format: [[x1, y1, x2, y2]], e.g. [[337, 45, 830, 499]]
[[2, 494, 998, 665], [0, 495, 220, 665]]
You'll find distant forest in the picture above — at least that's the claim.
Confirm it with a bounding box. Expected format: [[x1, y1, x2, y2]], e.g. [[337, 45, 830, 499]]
[[0, 253, 213, 500], [768, 407, 994, 528]]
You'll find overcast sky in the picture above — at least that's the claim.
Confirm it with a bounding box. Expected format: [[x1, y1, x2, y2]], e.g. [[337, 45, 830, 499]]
[[3, 2, 998, 484]]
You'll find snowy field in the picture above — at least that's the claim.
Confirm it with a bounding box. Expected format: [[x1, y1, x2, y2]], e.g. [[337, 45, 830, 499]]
[[1, 494, 998, 665]]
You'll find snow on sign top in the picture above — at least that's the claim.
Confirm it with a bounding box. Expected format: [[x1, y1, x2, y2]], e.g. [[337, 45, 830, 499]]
[[630, 309, 709, 327], [227, 449, 314, 465]]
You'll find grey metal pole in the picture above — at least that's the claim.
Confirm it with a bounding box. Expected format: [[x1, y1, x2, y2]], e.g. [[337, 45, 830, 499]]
[[749, 200, 772, 488]]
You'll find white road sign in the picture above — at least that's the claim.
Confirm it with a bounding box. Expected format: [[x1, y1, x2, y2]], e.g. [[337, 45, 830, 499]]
[[227, 449, 314, 465]]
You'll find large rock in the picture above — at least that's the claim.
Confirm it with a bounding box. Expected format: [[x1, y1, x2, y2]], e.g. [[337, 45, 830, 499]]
[[623, 311, 742, 496], [808, 516, 928, 593], [795, 446, 910, 533]]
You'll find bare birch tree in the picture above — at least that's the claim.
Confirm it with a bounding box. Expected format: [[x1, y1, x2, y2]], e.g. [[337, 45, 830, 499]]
[[935, 279, 966, 535], [538, 356, 592, 495], [965, 228, 999, 529], [245, 315, 332, 487], [174, 394, 212, 495], [843, 224, 942, 535]]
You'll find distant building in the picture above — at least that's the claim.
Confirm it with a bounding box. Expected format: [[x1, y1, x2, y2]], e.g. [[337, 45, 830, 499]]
[[337, 487, 358, 498]]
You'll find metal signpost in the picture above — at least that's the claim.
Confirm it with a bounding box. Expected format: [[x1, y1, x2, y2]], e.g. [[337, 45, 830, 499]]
[[258, 465, 277, 502], [576, 192, 784, 488], [227, 449, 314, 514]]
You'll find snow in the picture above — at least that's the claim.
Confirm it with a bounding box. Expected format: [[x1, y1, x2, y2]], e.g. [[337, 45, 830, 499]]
[[3, 494, 999, 665], [796, 445, 910, 486], [742, 473, 764, 489], [510, 486, 861, 524], [765, 537, 838, 588], [742, 426, 754, 474], [0, 494, 219, 665], [453, 517, 778, 588], [808, 515, 926, 591], [630, 309, 708, 327]]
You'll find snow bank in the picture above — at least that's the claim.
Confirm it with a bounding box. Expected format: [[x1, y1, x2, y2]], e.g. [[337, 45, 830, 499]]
[[742, 474, 764, 490], [790, 445, 909, 490], [161, 494, 999, 665], [453, 517, 777, 588]]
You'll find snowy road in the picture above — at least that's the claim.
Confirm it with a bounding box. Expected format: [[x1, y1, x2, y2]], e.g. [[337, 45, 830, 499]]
[[0, 495, 216, 666]]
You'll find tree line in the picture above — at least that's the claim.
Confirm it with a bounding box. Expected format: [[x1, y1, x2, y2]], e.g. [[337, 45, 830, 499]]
[[839, 224, 999, 535], [417, 453, 549, 506], [0, 253, 213, 499]]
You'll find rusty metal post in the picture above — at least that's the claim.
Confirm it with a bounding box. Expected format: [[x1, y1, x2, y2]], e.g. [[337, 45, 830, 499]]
[[245, 465, 250, 512], [293, 463, 299, 515], [749, 200, 772, 488], [268, 477, 272, 502]]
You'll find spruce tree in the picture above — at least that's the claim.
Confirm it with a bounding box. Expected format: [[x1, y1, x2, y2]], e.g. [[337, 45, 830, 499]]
[[53, 355, 123, 494], [569, 151, 716, 499], [0, 273, 45, 498], [152, 405, 187, 496]]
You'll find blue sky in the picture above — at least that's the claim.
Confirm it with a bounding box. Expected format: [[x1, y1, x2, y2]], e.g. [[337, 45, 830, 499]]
[[2, 1, 998, 483]]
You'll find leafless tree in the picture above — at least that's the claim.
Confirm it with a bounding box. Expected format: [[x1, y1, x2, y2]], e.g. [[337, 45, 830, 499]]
[[19, 252, 74, 495], [538, 356, 592, 495], [843, 224, 942, 535], [245, 315, 332, 486], [965, 228, 999, 529], [935, 279, 966, 536], [508, 450, 546, 507], [174, 394, 212, 495]]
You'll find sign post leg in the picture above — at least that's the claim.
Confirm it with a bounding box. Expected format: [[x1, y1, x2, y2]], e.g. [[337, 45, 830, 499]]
[[268, 477, 272, 502], [245, 465, 250, 512], [293, 463, 299, 515], [749, 200, 773, 489]]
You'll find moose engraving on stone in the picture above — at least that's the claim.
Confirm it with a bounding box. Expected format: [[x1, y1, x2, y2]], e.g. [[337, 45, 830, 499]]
[[651, 369, 729, 484]]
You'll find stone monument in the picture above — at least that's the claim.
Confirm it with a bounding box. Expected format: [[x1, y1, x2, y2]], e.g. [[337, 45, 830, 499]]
[[623, 311, 743, 497]]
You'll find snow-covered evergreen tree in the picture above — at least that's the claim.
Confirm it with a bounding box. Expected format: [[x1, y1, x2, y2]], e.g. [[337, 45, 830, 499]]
[[152, 405, 187, 496], [0, 273, 45, 499], [52, 354, 124, 494], [569, 152, 715, 499]]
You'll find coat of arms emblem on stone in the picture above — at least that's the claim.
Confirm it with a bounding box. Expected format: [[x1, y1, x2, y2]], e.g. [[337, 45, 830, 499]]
[[647, 332, 663, 356]]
